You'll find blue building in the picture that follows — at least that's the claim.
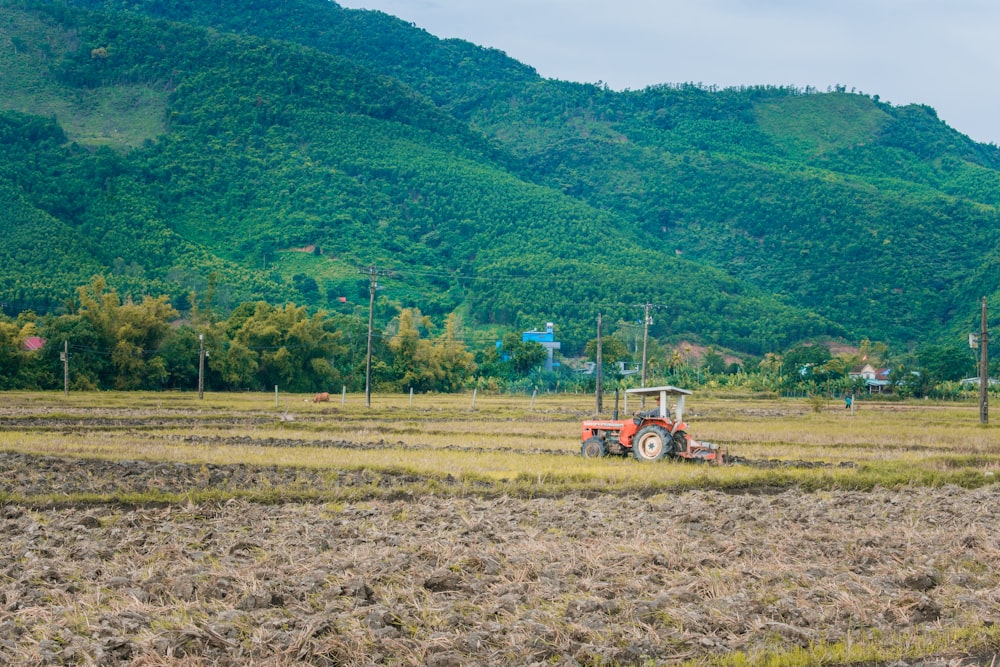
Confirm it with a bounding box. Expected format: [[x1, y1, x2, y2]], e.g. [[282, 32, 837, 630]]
[[522, 322, 561, 372]]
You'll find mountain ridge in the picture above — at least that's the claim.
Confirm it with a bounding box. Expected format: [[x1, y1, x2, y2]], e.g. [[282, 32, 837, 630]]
[[1, 0, 997, 355]]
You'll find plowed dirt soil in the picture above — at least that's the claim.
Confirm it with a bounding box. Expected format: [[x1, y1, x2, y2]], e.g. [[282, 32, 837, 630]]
[[2, 448, 1000, 666], [3, 393, 1000, 666]]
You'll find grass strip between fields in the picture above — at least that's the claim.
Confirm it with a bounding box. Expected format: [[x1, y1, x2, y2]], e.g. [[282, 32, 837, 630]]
[[705, 623, 1000, 667], [1, 433, 997, 507]]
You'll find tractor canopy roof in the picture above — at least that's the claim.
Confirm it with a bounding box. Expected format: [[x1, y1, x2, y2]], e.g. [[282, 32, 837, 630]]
[[624, 385, 692, 397], [625, 386, 691, 421]]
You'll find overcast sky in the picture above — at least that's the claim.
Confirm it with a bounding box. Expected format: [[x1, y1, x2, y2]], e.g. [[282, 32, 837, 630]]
[[336, 0, 1000, 146]]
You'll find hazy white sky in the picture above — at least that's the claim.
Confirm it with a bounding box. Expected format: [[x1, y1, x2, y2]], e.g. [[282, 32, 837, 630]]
[[335, 0, 1000, 145]]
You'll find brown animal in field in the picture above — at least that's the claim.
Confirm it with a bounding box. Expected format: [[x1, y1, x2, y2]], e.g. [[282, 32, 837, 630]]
[[313, 392, 330, 403]]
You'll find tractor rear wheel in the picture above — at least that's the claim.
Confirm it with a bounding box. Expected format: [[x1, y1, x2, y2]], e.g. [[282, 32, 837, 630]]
[[581, 436, 606, 458], [632, 425, 671, 461]]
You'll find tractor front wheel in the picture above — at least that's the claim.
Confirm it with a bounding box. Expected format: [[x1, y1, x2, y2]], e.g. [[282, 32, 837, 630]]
[[581, 436, 606, 458], [632, 425, 671, 461]]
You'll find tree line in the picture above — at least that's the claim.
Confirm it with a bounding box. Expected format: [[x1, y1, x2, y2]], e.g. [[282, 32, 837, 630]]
[[0, 277, 473, 393], [0, 277, 990, 401]]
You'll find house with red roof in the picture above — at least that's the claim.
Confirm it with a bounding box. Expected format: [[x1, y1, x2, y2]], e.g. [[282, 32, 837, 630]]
[[849, 363, 891, 393], [21, 336, 45, 352]]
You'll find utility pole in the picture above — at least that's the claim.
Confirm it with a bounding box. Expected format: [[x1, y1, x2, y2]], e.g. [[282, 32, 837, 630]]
[[198, 333, 205, 400], [980, 297, 989, 424], [595, 312, 603, 416], [641, 302, 651, 390], [640, 302, 655, 409], [360, 266, 391, 408], [62, 340, 69, 397]]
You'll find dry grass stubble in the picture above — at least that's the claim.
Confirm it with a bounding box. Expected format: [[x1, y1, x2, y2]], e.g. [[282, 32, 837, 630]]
[[2, 391, 1000, 665], [3, 488, 1000, 665]]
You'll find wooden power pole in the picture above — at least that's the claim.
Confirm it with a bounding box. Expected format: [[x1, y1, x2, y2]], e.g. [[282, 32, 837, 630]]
[[198, 333, 205, 399], [360, 266, 391, 408], [62, 340, 69, 397], [980, 297, 989, 424], [640, 302, 655, 409], [595, 312, 603, 416]]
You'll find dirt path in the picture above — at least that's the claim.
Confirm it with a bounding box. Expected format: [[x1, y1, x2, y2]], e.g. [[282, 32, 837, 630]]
[[1, 453, 999, 665]]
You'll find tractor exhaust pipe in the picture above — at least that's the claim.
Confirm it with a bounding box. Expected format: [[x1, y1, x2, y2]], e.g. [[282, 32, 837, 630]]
[[613, 389, 619, 420]]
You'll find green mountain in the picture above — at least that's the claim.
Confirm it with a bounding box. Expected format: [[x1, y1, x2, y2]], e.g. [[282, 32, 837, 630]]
[[1, 0, 998, 355]]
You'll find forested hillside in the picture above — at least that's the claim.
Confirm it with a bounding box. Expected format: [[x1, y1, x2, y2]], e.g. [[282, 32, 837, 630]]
[[1, 0, 999, 358]]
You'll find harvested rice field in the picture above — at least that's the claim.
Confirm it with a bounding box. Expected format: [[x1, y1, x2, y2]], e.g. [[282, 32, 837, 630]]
[[1, 390, 999, 666]]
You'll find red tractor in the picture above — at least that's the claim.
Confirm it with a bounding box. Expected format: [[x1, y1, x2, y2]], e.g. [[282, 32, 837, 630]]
[[580, 386, 727, 463]]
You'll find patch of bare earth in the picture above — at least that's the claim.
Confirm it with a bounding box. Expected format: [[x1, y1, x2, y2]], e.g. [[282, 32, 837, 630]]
[[1, 455, 999, 665]]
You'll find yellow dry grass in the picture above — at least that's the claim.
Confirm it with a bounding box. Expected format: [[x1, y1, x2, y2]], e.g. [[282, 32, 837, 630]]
[[2, 390, 999, 495]]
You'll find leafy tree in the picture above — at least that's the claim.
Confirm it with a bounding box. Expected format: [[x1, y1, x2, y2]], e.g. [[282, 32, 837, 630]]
[[157, 324, 201, 389], [0, 317, 32, 389], [325, 313, 376, 391], [917, 343, 976, 383], [502, 334, 547, 374], [701, 347, 727, 375], [53, 276, 179, 389], [293, 273, 320, 301], [759, 352, 783, 376], [431, 312, 476, 392], [385, 308, 475, 392], [858, 338, 889, 365], [584, 336, 630, 366], [637, 337, 670, 382], [783, 343, 832, 380], [666, 348, 684, 374], [889, 357, 930, 398], [386, 308, 434, 392], [222, 302, 345, 392], [212, 340, 258, 388], [817, 355, 853, 382]]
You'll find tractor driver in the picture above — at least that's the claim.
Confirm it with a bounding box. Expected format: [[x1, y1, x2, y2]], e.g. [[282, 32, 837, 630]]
[[636, 395, 670, 420]]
